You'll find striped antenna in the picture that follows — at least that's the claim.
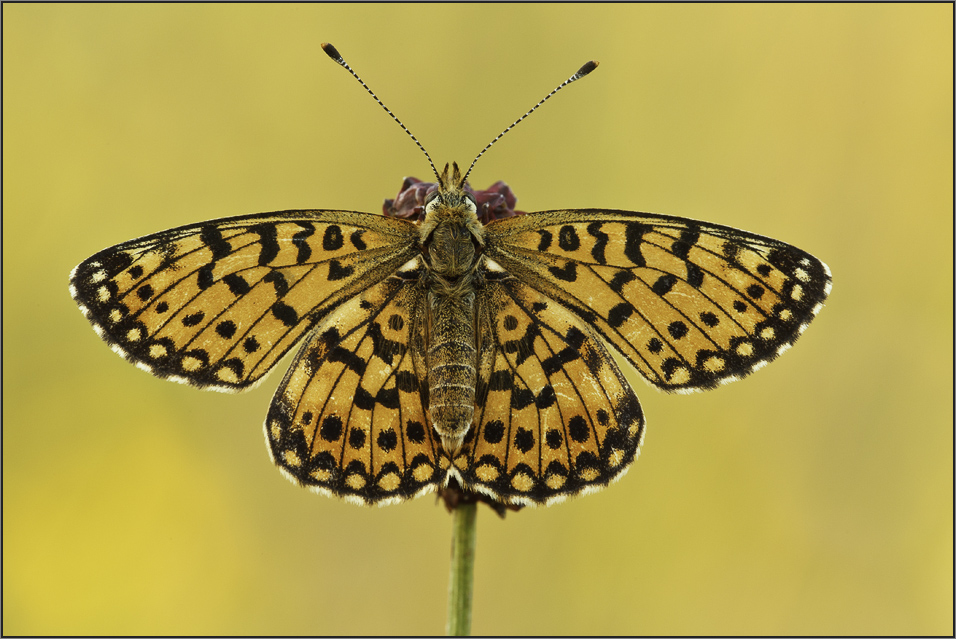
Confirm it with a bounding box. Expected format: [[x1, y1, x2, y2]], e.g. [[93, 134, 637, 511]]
[[460, 60, 599, 186], [321, 42, 441, 182]]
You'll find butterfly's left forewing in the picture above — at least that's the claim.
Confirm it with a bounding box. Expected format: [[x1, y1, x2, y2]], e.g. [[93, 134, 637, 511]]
[[484, 209, 831, 392], [70, 210, 419, 391]]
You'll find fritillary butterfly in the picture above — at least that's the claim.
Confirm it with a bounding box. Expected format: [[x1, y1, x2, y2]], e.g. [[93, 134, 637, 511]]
[[70, 44, 831, 507]]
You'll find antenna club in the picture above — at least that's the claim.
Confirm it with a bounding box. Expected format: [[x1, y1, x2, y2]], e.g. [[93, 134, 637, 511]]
[[321, 42, 344, 63], [575, 60, 599, 78]]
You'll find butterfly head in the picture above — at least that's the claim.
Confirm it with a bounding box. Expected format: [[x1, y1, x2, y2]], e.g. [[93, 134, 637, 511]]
[[426, 162, 476, 213]]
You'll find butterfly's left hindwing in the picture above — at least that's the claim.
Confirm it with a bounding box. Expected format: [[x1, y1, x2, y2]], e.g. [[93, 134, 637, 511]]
[[484, 210, 831, 392], [450, 275, 646, 506], [70, 210, 419, 391]]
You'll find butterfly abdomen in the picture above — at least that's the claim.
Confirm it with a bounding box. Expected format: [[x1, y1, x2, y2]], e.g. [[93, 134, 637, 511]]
[[427, 285, 478, 455]]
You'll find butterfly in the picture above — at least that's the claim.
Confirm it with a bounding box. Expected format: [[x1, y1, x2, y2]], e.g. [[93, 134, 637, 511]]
[[69, 44, 831, 508]]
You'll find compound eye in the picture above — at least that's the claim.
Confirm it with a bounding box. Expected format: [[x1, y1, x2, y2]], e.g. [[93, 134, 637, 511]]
[[464, 192, 478, 213], [424, 190, 440, 213]]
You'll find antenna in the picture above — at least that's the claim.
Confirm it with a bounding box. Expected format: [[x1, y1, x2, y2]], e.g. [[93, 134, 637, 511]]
[[321, 42, 440, 182], [460, 59, 599, 185], [322, 43, 599, 189]]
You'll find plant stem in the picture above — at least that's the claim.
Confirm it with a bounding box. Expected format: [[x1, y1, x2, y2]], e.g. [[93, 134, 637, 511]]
[[446, 501, 477, 636]]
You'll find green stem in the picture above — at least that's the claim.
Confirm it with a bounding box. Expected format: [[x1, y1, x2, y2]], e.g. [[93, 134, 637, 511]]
[[446, 501, 478, 636]]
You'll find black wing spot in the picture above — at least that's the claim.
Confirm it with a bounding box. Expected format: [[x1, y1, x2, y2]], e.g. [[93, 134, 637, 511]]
[[514, 428, 535, 453], [700, 311, 719, 327], [483, 420, 505, 444], [243, 336, 260, 353], [354, 387, 375, 410], [596, 408, 610, 426], [542, 347, 579, 376], [252, 224, 280, 265], [223, 273, 251, 296], [624, 223, 649, 267], [568, 415, 590, 443], [328, 259, 355, 281], [548, 262, 577, 282], [215, 320, 237, 339], [323, 224, 344, 251], [328, 346, 367, 375], [608, 270, 636, 294], [293, 224, 315, 263], [103, 252, 134, 275], [377, 428, 398, 452], [587, 222, 609, 264], [406, 421, 426, 444], [558, 225, 580, 251], [535, 385, 556, 409], [667, 321, 689, 340], [263, 271, 289, 296], [651, 274, 677, 296], [723, 242, 742, 267], [511, 388, 535, 410], [136, 284, 154, 301], [686, 262, 704, 288], [182, 312, 205, 327], [396, 370, 418, 392], [536, 230, 552, 251], [201, 226, 232, 260], [197, 264, 215, 290], [607, 303, 633, 328], [271, 302, 298, 327], [376, 387, 399, 409], [670, 228, 699, 259], [218, 358, 244, 380], [349, 428, 367, 449], [545, 429, 563, 449]]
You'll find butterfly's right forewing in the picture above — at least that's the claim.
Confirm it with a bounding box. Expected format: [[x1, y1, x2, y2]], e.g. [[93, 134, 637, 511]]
[[70, 210, 419, 392]]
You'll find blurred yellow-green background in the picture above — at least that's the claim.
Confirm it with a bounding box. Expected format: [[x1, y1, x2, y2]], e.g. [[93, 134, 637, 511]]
[[4, 4, 952, 635]]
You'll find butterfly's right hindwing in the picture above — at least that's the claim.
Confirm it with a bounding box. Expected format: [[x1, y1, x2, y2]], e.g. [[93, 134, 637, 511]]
[[266, 263, 447, 505], [69, 210, 419, 391]]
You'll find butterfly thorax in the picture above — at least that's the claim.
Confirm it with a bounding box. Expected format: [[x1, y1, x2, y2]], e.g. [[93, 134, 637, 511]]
[[419, 163, 486, 454]]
